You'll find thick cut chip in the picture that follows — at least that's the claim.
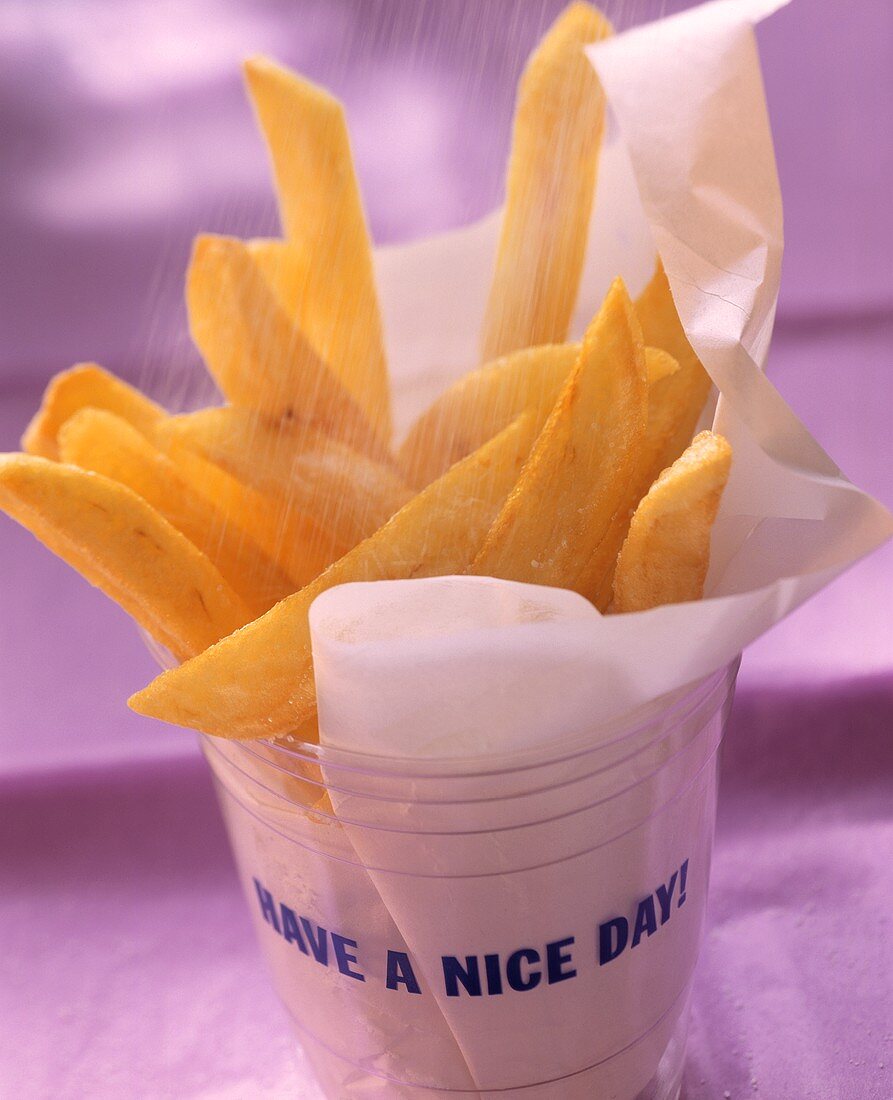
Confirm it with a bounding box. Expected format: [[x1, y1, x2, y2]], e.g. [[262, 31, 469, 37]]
[[247, 237, 390, 441], [398, 343, 676, 489], [0, 455, 252, 661], [155, 407, 331, 479], [635, 261, 713, 478], [645, 347, 680, 387], [186, 234, 389, 462], [157, 407, 410, 551], [471, 278, 647, 594], [584, 262, 715, 608], [398, 344, 580, 489], [611, 431, 732, 613], [163, 443, 342, 590], [22, 364, 164, 461], [276, 444, 412, 550], [479, 2, 612, 362], [59, 409, 296, 616], [243, 58, 391, 439], [129, 414, 538, 739]]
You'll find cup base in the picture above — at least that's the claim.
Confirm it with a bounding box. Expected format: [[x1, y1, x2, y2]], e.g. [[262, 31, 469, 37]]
[[289, 988, 690, 1099]]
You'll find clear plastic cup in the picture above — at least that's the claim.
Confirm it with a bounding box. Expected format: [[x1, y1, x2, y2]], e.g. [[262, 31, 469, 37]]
[[199, 657, 739, 1098]]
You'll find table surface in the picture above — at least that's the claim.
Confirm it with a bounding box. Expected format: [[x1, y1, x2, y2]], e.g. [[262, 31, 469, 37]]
[[1, 2, 891, 1097]]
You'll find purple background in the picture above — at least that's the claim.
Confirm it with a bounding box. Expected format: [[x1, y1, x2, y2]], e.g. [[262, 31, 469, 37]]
[[1, 1, 891, 1096]]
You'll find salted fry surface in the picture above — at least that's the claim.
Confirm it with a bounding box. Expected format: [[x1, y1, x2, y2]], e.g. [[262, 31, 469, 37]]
[[634, 261, 714, 482], [479, 2, 611, 361], [3, 3, 735, 750], [0, 455, 251, 660], [161, 443, 339, 589], [472, 278, 647, 594], [157, 408, 410, 551], [244, 57, 391, 439], [187, 234, 389, 462], [398, 344, 580, 488], [611, 431, 732, 613], [129, 415, 538, 738], [22, 364, 165, 461], [59, 409, 295, 615]]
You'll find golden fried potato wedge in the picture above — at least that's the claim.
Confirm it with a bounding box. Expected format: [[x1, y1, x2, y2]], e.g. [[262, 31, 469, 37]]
[[129, 413, 538, 739], [22, 363, 164, 461], [247, 236, 391, 441], [163, 442, 342, 590], [0, 455, 252, 660], [471, 278, 647, 594], [583, 263, 715, 608], [243, 58, 391, 439], [479, 2, 611, 361], [398, 344, 579, 488], [155, 406, 330, 477], [611, 431, 732, 613], [156, 407, 410, 550], [635, 260, 713, 479], [59, 409, 295, 616], [398, 343, 676, 489], [186, 234, 389, 462], [645, 347, 680, 387]]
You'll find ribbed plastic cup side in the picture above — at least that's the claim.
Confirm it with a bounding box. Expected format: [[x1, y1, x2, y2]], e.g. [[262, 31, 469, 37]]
[[201, 661, 737, 1097]]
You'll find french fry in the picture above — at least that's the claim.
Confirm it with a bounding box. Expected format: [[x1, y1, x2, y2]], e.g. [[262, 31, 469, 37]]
[[22, 363, 164, 461], [635, 260, 714, 479], [128, 414, 539, 739], [59, 409, 296, 616], [0, 455, 252, 661], [155, 406, 330, 476], [645, 347, 680, 387], [611, 431, 732, 612], [163, 443, 343, 590], [398, 344, 579, 488], [398, 343, 676, 489], [280, 444, 412, 550], [479, 2, 611, 362], [247, 239, 312, 323], [156, 407, 410, 551], [6, 17, 740, 761], [247, 236, 392, 446], [186, 234, 389, 462], [471, 278, 647, 594], [243, 58, 391, 439], [584, 262, 716, 608]]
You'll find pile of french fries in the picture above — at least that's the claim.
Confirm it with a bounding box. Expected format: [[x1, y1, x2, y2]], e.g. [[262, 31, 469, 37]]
[[0, 2, 730, 744]]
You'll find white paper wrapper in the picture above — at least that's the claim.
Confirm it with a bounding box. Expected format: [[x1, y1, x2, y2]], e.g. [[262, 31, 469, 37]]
[[251, 0, 893, 1094], [314, 0, 891, 740]]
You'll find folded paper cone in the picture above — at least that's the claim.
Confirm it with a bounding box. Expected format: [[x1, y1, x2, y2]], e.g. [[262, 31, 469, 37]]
[[306, 578, 735, 1093]]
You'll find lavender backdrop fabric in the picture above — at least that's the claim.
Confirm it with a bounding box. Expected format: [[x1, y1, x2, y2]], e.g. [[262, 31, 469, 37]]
[[1, 1, 891, 1097]]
